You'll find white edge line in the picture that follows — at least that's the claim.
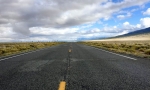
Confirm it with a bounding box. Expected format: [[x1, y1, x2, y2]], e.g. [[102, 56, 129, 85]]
[[91, 47, 137, 60], [0, 47, 51, 61]]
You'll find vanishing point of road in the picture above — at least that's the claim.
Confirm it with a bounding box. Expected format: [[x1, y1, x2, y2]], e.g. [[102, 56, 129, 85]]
[[0, 43, 150, 90]]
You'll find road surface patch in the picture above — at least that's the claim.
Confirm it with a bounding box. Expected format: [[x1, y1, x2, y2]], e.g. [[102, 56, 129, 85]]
[[20, 60, 54, 72]]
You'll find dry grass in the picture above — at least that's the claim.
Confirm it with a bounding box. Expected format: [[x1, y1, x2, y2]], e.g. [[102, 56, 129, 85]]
[[0, 42, 64, 57], [81, 41, 150, 58]]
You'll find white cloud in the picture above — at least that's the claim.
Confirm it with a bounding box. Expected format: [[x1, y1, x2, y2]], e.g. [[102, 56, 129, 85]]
[[123, 22, 130, 26], [117, 13, 132, 20], [143, 8, 150, 15], [117, 30, 129, 36], [117, 15, 125, 20], [121, 21, 144, 33], [122, 17, 150, 31], [28, 27, 82, 41], [30, 27, 78, 35], [140, 17, 150, 28], [123, 21, 139, 30], [0, 27, 14, 38], [136, 24, 142, 28]]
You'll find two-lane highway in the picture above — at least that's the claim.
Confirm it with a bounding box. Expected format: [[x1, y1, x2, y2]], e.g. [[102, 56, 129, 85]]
[[0, 43, 150, 90]]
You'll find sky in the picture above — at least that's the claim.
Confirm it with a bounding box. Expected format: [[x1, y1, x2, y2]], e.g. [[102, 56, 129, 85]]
[[0, 0, 150, 42]]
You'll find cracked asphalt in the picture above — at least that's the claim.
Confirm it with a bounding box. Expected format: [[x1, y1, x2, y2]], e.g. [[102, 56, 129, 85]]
[[0, 43, 150, 90]]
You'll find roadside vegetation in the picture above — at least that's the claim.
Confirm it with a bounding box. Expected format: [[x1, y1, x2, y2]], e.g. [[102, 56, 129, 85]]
[[81, 41, 150, 58], [0, 42, 63, 57]]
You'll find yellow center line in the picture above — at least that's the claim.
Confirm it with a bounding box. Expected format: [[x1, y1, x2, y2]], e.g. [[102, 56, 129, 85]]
[[69, 49, 72, 52], [58, 81, 66, 90]]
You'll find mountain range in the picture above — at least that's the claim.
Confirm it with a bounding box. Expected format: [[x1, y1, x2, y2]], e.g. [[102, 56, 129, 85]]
[[116, 27, 150, 38]]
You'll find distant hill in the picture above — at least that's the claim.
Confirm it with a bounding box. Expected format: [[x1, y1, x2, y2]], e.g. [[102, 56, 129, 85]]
[[89, 27, 150, 41], [116, 27, 150, 38], [90, 27, 150, 41]]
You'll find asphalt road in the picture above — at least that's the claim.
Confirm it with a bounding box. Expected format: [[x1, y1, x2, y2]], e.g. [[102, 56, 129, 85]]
[[0, 43, 150, 90]]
